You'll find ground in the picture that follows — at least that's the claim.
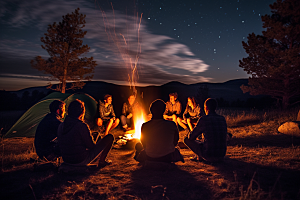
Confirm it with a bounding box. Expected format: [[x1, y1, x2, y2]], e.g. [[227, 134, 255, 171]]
[[1, 120, 300, 200]]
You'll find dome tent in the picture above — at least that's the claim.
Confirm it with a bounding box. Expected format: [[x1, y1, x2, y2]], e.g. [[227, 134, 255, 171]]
[[4, 92, 98, 138]]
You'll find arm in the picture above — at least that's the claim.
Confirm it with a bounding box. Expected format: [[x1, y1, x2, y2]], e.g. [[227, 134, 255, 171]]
[[183, 107, 188, 120], [164, 102, 169, 116], [122, 103, 127, 116], [111, 105, 116, 118], [99, 104, 110, 120], [80, 123, 96, 148], [140, 124, 146, 149], [194, 105, 201, 118], [173, 124, 179, 146], [176, 101, 182, 115], [188, 117, 205, 140]]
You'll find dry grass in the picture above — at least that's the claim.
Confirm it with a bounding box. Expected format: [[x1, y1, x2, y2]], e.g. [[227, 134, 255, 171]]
[[1, 109, 300, 199]]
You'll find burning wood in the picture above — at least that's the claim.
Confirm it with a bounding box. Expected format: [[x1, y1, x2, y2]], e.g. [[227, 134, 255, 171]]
[[116, 113, 147, 149]]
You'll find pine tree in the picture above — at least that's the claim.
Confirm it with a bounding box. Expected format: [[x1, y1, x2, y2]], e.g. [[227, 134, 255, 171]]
[[31, 8, 96, 93], [239, 0, 300, 109]]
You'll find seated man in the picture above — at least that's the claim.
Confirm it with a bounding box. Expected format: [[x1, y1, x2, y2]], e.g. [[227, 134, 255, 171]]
[[177, 97, 204, 132], [134, 99, 184, 163], [97, 94, 120, 135], [34, 100, 65, 161], [184, 98, 227, 162], [120, 94, 139, 131], [58, 99, 114, 167], [163, 92, 182, 126]]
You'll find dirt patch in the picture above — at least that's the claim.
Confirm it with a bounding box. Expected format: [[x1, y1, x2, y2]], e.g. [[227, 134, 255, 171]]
[[1, 128, 300, 199]]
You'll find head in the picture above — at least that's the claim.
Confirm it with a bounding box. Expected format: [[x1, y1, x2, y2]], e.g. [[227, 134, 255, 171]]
[[150, 99, 166, 119], [204, 98, 217, 115], [169, 92, 178, 104], [128, 94, 136, 106], [68, 99, 85, 121], [49, 100, 65, 119], [104, 94, 112, 105], [187, 97, 196, 108]]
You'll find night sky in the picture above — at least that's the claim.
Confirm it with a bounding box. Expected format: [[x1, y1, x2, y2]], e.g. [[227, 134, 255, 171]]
[[0, 0, 275, 91]]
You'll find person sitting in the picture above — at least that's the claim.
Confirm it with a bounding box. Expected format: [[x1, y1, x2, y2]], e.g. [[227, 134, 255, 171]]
[[34, 100, 65, 161], [120, 94, 139, 131], [184, 98, 227, 162], [58, 99, 114, 167], [134, 99, 184, 163], [97, 94, 120, 135], [163, 92, 182, 126], [177, 97, 204, 132]]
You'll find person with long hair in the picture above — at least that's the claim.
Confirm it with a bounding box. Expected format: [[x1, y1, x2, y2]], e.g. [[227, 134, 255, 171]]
[[97, 94, 120, 135], [58, 99, 114, 167], [177, 97, 203, 132]]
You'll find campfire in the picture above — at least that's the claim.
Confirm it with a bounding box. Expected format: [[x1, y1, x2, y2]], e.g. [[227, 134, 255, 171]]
[[117, 112, 147, 148]]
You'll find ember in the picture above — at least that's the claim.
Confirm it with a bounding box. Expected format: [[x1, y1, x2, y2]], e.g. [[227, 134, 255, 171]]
[[116, 113, 147, 149]]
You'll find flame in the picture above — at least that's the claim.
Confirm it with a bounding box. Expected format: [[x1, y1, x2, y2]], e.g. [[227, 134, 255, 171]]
[[124, 112, 146, 140], [132, 114, 145, 139]]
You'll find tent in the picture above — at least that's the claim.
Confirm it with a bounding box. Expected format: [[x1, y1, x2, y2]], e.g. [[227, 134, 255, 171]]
[[4, 92, 98, 138]]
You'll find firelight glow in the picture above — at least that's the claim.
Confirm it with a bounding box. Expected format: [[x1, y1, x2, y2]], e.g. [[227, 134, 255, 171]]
[[132, 114, 146, 139]]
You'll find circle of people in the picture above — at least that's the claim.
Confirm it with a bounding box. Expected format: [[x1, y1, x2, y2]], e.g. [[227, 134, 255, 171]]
[[34, 92, 228, 168]]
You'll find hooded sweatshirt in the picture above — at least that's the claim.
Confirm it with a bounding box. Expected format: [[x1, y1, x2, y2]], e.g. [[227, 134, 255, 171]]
[[57, 116, 95, 164]]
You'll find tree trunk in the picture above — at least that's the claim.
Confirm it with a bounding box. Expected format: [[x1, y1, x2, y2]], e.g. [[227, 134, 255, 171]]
[[61, 65, 67, 94]]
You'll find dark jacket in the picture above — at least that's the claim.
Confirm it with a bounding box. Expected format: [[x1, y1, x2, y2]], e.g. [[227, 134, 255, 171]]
[[34, 112, 62, 158], [99, 101, 116, 121], [57, 116, 95, 164], [189, 112, 227, 158], [122, 101, 139, 117]]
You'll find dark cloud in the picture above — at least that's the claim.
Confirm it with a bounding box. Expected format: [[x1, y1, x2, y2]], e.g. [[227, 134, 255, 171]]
[[0, 0, 211, 90]]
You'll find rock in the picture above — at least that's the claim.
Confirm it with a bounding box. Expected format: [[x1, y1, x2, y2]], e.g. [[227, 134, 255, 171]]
[[278, 121, 300, 136]]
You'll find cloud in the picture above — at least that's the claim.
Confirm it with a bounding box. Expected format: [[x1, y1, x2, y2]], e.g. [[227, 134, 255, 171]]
[[1, 0, 211, 86]]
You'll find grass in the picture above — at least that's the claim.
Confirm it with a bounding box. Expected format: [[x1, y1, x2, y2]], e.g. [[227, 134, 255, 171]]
[[0, 108, 300, 199]]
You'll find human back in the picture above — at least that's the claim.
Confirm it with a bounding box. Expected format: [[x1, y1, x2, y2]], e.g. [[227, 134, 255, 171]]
[[141, 119, 178, 158], [199, 113, 227, 158]]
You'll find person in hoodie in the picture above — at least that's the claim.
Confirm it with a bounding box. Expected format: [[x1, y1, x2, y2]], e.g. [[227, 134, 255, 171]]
[[34, 100, 65, 161], [97, 94, 119, 135], [134, 99, 184, 163], [58, 99, 114, 167]]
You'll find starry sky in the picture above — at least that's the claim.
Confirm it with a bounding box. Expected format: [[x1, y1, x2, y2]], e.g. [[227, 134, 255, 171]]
[[0, 0, 275, 91]]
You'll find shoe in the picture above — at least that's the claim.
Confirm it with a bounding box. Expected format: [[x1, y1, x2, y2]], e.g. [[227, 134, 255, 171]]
[[179, 153, 185, 163], [98, 160, 112, 168], [190, 156, 198, 162]]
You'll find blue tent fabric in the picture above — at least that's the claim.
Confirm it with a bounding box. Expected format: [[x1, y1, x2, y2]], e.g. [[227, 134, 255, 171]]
[[4, 92, 98, 138]]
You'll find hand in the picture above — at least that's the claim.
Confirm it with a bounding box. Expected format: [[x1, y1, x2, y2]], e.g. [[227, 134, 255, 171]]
[[127, 113, 133, 119]]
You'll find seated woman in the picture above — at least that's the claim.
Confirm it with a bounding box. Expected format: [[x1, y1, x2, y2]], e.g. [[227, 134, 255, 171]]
[[58, 99, 114, 167], [177, 97, 203, 132], [97, 94, 119, 135]]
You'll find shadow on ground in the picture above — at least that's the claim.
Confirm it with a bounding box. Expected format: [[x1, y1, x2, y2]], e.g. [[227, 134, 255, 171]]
[[208, 157, 300, 199], [0, 166, 96, 200], [228, 134, 300, 148], [129, 164, 212, 200]]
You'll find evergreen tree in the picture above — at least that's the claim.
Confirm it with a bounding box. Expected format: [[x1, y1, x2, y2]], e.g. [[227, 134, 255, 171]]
[[31, 8, 96, 93], [239, 0, 300, 109]]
